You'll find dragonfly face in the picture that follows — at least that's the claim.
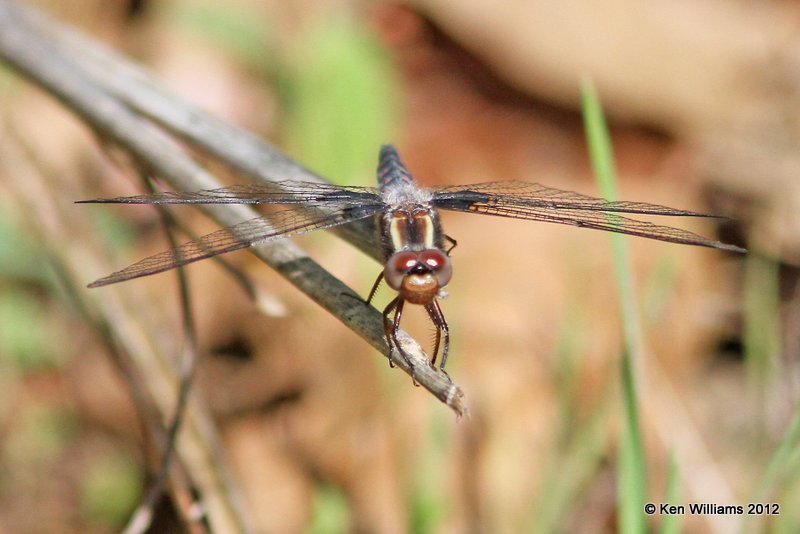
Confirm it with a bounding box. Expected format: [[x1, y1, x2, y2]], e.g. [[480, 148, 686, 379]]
[[383, 248, 452, 305], [378, 186, 453, 305], [80, 144, 745, 378]]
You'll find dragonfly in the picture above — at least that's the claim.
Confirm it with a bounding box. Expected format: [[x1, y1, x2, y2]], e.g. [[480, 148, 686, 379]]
[[81, 144, 745, 374]]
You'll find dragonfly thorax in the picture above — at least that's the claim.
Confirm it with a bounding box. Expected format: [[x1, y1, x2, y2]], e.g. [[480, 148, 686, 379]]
[[380, 181, 433, 206], [381, 204, 446, 256], [384, 250, 452, 305]]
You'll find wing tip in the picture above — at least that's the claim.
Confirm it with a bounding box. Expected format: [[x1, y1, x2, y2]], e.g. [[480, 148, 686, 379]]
[[716, 242, 748, 254], [87, 277, 115, 288]]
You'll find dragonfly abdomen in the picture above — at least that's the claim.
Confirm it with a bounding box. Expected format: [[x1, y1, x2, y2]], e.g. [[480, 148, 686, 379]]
[[377, 144, 414, 190]]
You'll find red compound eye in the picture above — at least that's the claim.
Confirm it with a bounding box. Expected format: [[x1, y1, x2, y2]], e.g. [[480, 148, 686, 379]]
[[393, 251, 419, 272], [419, 250, 445, 270], [384, 251, 419, 290], [419, 250, 452, 286]]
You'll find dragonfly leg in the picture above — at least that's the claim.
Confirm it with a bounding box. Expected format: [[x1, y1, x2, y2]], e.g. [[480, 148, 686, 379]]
[[444, 234, 458, 254], [425, 303, 442, 367], [383, 297, 418, 385], [382, 297, 398, 368], [338, 271, 384, 306], [425, 299, 450, 373], [365, 271, 384, 305]]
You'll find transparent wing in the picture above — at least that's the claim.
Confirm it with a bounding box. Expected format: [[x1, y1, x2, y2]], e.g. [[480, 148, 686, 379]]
[[78, 181, 382, 206], [431, 181, 722, 217], [88, 204, 382, 288], [437, 201, 745, 253]]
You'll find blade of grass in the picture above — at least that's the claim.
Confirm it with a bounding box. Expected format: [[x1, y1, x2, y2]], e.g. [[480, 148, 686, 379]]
[[581, 78, 648, 534], [744, 407, 800, 532], [743, 253, 781, 408], [659, 451, 682, 534]]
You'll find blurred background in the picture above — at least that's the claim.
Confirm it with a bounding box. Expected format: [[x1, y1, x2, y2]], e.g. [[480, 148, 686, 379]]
[[0, 0, 798, 532]]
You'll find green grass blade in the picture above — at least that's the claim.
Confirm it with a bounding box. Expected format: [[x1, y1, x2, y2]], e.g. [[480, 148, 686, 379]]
[[744, 408, 800, 532], [581, 79, 648, 534], [743, 253, 781, 404], [659, 452, 682, 534]]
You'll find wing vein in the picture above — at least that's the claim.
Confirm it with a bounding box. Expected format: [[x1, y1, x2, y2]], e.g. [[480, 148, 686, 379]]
[[88, 205, 381, 287], [439, 202, 744, 252], [432, 181, 722, 217], [78, 181, 382, 207]]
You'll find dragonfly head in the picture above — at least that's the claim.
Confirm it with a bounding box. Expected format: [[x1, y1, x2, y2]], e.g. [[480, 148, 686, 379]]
[[384, 250, 452, 305]]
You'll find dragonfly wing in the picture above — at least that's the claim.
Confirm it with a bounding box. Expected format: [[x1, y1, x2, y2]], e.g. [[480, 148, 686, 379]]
[[78, 181, 382, 207], [437, 201, 745, 252], [88, 204, 382, 287], [432, 181, 723, 217]]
